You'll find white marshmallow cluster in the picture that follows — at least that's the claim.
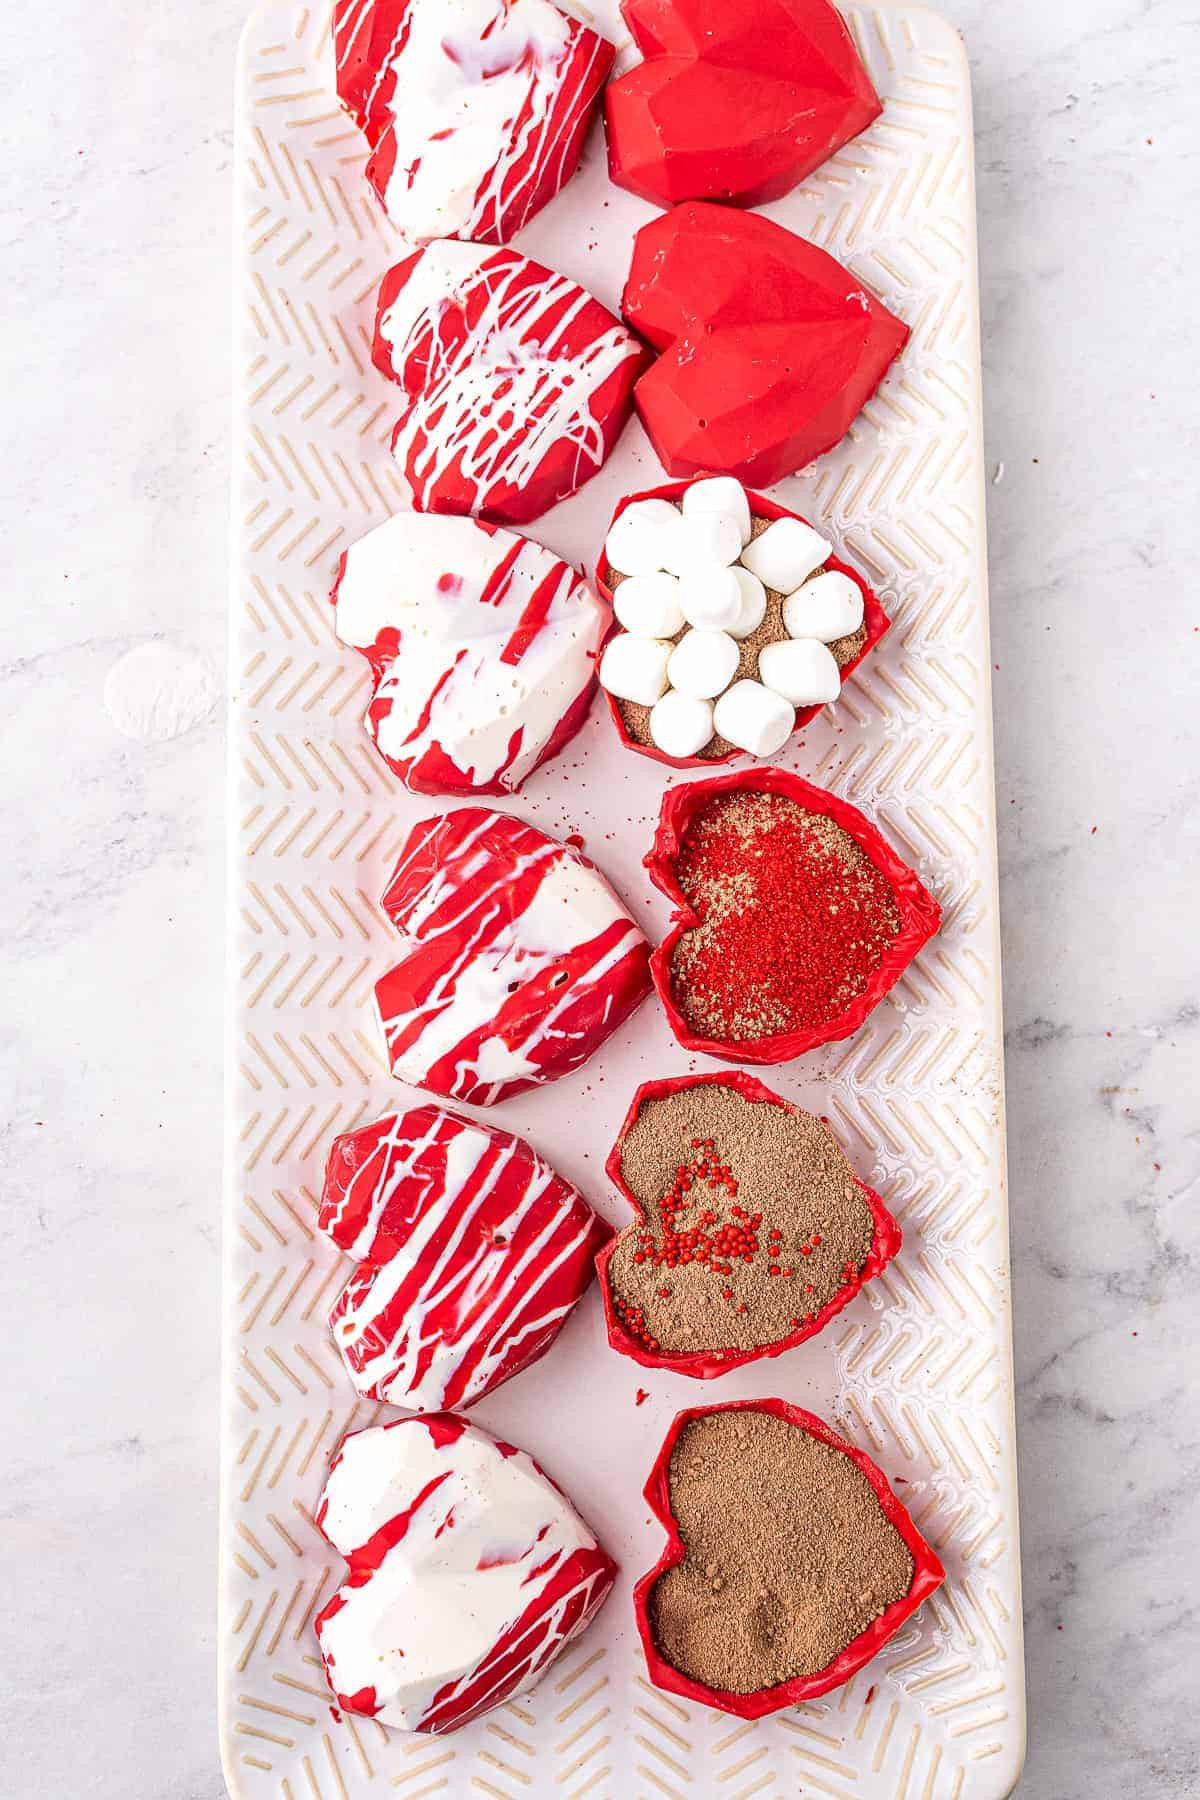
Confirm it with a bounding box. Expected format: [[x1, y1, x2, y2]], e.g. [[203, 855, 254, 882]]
[[599, 479, 865, 760]]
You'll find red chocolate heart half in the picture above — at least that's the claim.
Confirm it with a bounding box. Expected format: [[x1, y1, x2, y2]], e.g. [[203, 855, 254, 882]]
[[596, 480, 890, 769], [375, 241, 650, 525], [606, 0, 881, 209], [321, 1104, 611, 1411], [646, 767, 941, 1062], [623, 202, 909, 486], [635, 1399, 945, 1716], [596, 1072, 901, 1378]]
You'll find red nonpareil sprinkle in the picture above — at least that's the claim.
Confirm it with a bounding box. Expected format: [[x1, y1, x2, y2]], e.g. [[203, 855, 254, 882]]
[[668, 791, 902, 1042]]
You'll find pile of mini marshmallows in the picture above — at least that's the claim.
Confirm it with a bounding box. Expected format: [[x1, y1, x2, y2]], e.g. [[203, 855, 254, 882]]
[[598, 478, 865, 759]]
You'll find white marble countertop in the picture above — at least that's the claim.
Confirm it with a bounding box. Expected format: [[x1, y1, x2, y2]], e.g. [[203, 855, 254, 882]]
[[3, 2, 1197, 1795]]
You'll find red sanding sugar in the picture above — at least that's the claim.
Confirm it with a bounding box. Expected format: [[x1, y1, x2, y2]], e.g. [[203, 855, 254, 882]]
[[669, 791, 902, 1043]]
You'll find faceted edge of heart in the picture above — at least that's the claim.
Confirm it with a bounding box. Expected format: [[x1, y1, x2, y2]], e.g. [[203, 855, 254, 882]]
[[595, 1070, 902, 1379], [603, 3, 882, 211], [621, 203, 911, 486], [633, 1395, 946, 1716], [644, 766, 943, 1062], [594, 478, 890, 770]]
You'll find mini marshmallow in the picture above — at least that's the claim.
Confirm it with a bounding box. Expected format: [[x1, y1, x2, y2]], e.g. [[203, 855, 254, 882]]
[[599, 633, 672, 706], [668, 628, 740, 700], [605, 499, 684, 577], [740, 517, 831, 594], [728, 567, 768, 640], [757, 638, 842, 707], [682, 476, 752, 547], [783, 570, 865, 643], [680, 566, 744, 632], [614, 571, 687, 638], [713, 680, 795, 758], [665, 510, 743, 576], [649, 690, 715, 759]]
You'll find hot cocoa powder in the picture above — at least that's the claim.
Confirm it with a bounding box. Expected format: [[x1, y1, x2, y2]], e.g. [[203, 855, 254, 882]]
[[669, 790, 902, 1042], [606, 1084, 875, 1355], [612, 509, 867, 758], [649, 1409, 915, 1693]]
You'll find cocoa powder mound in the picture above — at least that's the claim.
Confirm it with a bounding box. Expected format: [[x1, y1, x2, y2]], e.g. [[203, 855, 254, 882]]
[[612, 508, 866, 758], [649, 1409, 915, 1693], [606, 1084, 876, 1355]]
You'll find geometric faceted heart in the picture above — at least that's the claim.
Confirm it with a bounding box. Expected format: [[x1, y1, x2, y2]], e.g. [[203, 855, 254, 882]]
[[595, 479, 890, 770], [634, 1398, 945, 1716], [332, 511, 609, 796], [333, 0, 614, 244], [319, 1103, 611, 1411], [376, 241, 650, 525], [645, 767, 942, 1063], [623, 202, 909, 486], [596, 1071, 902, 1378], [606, 0, 881, 209], [315, 1415, 617, 1734], [375, 808, 653, 1106]]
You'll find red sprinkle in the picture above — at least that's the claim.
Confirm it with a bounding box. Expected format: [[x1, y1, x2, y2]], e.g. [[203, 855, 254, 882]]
[[669, 791, 902, 1038]]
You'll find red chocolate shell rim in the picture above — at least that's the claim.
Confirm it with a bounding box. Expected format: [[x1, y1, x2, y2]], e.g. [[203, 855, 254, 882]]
[[595, 1071, 901, 1379], [633, 1396, 946, 1717], [644, 766, 942, 1063], [595, 481, 890, 770]]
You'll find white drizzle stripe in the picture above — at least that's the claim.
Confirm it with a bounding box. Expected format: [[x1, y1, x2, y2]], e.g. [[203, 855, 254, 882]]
[[378, 242, 643, 522], [332, 0, 612, 245], [373, 809, 651, 1106], [320, 1104, 605, 1410], [315, 1417, 615, 1734], [333, 511, 607, 796]]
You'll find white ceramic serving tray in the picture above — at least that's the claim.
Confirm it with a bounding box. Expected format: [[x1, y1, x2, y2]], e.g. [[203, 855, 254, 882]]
[[222, 4, 1024, 1794]]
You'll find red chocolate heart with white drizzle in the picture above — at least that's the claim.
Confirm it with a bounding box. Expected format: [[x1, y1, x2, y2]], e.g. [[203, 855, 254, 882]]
[[320, 1103, 610, 1412], [375, 240, 650, 525], [334, 0, 614, 244], [374, 807, 652, 1106]]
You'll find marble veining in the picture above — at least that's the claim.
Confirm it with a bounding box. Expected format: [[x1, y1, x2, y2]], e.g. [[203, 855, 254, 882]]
[[1, 1, 1198, 1797]]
